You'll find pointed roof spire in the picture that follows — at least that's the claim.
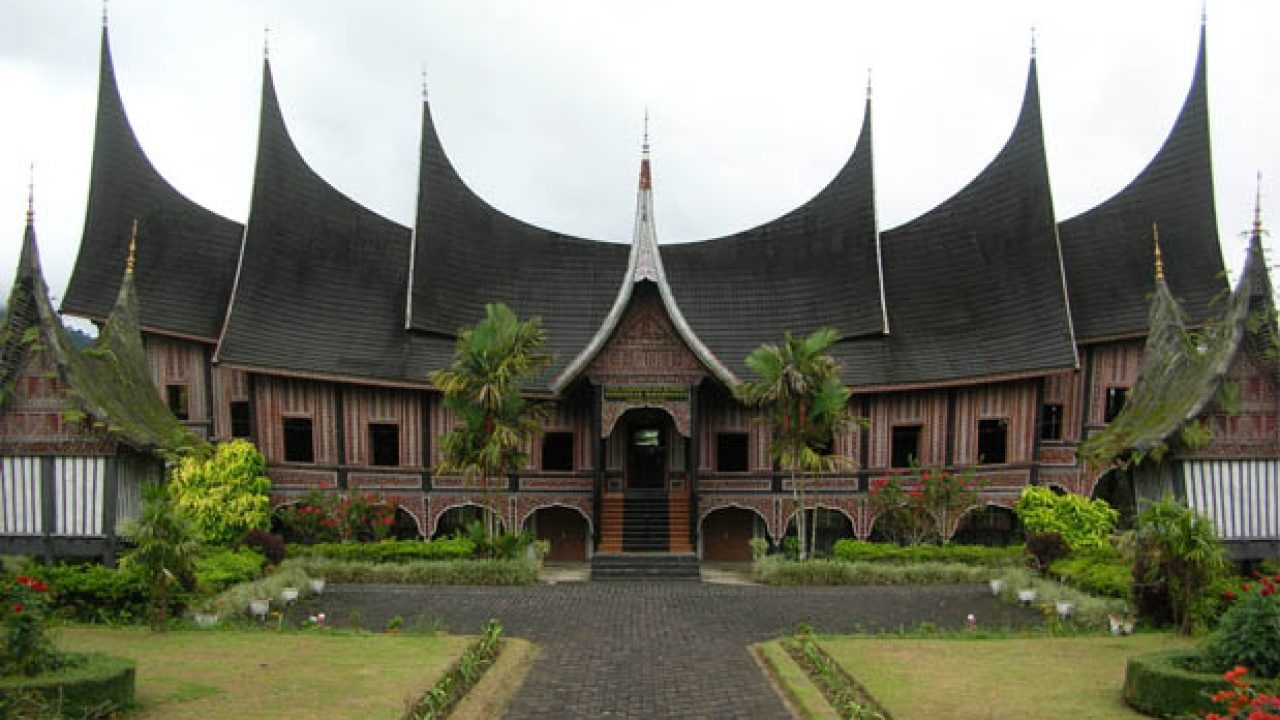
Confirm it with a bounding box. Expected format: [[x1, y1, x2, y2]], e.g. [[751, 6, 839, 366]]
[[25, 163, 34, 226], [420, 67, 428, 100], [1030, 25, 1037, 58], [1253, 171, 1265, 239], [639, 110, 652, 191], [866, 68, 873, 99], [102, 0, 108, 28], [263, 24, 271, 59], [1152, 223, 1165, 281], [125, 218, 138, 276]]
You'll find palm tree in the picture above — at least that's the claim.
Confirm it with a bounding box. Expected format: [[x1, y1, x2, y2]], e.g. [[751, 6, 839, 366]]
[[735, 328, 855, 560], [430, 303, 551, 540]]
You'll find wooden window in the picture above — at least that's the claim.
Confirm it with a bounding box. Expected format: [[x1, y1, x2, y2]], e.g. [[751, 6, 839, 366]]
[[977, 418, 1008, 464], [283, 417, 314, 463], [369, 423, 399, 467], [1105, 387, 1129, 422], [166, 384, 190, 421], [891, 425, 922, 468], [230, 401, 252, 439], [1040, 403, 1063, 441], [541, 431, 574, 472], [716, 432, 749, 472]]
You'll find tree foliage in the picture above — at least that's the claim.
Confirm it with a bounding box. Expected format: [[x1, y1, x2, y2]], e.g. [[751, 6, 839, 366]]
[[169, 440, 272, 546], [868, 467, 981, 545], [1014, 486, 1118, 551], [1134, 495, 1225, 635], [735, 328, 858, 560], [430, 303, 551, 538]]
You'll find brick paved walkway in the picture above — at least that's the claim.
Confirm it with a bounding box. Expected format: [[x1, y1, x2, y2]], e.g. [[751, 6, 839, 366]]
[[300, 582, 1039, 719]]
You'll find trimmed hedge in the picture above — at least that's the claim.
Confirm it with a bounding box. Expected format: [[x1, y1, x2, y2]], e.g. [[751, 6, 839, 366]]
[[755, 558, 988, 586], [0, 653, 135, 718], [1049, 552, 1132, 599], [832, 540, 1024, 568], [295, 538, 475, 563], [1123, 649, 1280, 718], [23, 564, 161, 624], [298, 558, 536, 585]]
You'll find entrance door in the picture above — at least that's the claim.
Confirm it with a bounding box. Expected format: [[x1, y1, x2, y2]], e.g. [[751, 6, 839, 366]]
[[627, 414, 666, 490]]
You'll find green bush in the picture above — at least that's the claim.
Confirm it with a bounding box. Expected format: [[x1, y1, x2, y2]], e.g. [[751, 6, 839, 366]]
[[295, 537, 475, 563], [754, 557, 987, 586], [21, 564, 161, 624], [1207, 573, 1280, 679], [0, 652, 135, 718], [170, 440, 272, 545], [1014, 486, 1117, 551], [1123, 649, 1280, 718], [298, 558, 536, 585], [831, 540, 1024, 567], [1049, 548, 1132, 599], [194, 548, 264, 593]]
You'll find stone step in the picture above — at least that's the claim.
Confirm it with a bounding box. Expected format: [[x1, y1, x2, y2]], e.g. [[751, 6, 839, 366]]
[[590, 553, 700, 581]]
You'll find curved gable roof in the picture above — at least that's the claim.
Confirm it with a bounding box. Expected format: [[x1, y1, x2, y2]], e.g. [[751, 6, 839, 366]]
[[62, 28, 242, 342], [1059, 26, 1226, 342], [837, 56, 1078, 388]]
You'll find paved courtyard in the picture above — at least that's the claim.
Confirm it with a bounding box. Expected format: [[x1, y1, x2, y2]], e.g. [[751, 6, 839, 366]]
[[298, 580, 1040, 719]]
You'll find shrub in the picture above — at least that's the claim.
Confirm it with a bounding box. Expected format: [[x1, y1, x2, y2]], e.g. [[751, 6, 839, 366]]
[[1014, 486, 1117, 551], [1049, 549, 1132, 599], [0, 653, 135, 718], [194, 548, 265, 593], [1025, 532, 1070, 570], [1134, 496, 1225, 635], [241, 529, 286, 566], [831, 540, 1023, 567], [1204, 665, 1280, 719], [121, 482, 200, 631], [296, 538, 474, 563], [868, 467, 981, 545], [297, 558, 537, 585], [274, 490, 398, 544], [169, 440, 271, 545], [0, 574, 67, 676], [22, 564, 156, 624], [754, 557, 987, 586], [1207, 573, 1280, 679]]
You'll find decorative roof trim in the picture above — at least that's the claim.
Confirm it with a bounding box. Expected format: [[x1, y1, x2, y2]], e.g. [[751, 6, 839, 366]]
[[847, 363, 1078, 395], [552, 142, 738, 393]]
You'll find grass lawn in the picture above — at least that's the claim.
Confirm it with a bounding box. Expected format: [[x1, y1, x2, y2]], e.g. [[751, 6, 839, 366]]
[[54, 627, 473, 719], [815, 633, 1197, 720]]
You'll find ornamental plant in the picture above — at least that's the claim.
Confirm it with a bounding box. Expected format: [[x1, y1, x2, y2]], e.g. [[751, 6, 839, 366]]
[[1134, 495, 1225, 635], [170, 439, 272, 546], [275, 490, 397, 544], [1208, 573, 1280, 679], [868, 467, 980, 545], [1, 575, 67, 676], [1204, 666, 1280, 720], [1014, 486, 1118, 551]]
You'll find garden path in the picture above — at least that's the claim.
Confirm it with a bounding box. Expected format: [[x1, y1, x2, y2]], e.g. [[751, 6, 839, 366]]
[[297, 581, 1040, 719]]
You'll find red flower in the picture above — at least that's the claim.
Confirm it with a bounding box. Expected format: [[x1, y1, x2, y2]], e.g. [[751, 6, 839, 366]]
[[11, 604, 21, 613], [1224, 590, 1237, 601]]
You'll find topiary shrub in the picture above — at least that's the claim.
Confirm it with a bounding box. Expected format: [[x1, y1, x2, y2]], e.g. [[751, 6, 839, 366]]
[[0, 653, 135, 718], [1124, 649, 1280, 718], [1207, 572, 1280, 679]]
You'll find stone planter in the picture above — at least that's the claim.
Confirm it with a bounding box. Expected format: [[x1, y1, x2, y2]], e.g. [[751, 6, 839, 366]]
[[1055, 601, 1074, 619], [988, 578, 1005, 596], [280, 587, 299, 604], [1017, 589, 1037, 605], [309, 578, 326, 594], [193, 612, 219, 628], [248, 598, 270, 620]]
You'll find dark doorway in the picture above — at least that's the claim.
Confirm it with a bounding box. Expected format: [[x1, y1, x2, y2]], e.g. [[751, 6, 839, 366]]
[[527, 506, 589, 561], [627, 411, 667, 490]]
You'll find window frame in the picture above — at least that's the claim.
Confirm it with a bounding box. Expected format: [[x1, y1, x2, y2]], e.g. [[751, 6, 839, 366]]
[[1040, 403, 1063, 441], [229, 400, 252, 439], [976, 417, 1009, 465], [1104, 387, 1129, 423], [890, 424, 923, 469], [540, 430, 575, 472], [368, 422, 400, 467], [166, 384, 190, 421], [282, 416, 315, 464]]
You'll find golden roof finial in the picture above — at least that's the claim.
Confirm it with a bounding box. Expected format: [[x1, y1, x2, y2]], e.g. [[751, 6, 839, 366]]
[[126, 218, 138, 276], [1152, 222, 1165, 282]]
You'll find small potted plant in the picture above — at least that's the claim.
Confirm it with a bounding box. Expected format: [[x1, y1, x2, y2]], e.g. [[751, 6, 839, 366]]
[[1017, 588, 1037, 605], [280, 587, 300, 604], [248, 597, 270, 620], [1055, 600, 1074, 619], [988, 578, 1005, 596], [192, 597, 225, 628], [309, 578, 326, 595]]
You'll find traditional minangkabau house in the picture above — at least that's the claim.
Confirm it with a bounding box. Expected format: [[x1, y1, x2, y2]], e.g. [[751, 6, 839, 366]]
[[1, 193, 201, 562], [33, 18, 1278, 564]]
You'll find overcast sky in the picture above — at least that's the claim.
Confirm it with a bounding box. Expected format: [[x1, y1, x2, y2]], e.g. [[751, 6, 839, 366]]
[[2, 1, 1277, 325]]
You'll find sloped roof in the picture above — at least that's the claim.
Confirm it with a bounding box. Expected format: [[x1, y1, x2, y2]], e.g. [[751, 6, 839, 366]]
[[663, 95, 886, 380], [834, 57, 1078, 388], [1058, 26, 1226, 342], [406, 95, 629, 382], [2, 216, 199, 454], [1078, 232, 1257, 464], [61, 28, 243, 342], [214, 61, 454, 382]]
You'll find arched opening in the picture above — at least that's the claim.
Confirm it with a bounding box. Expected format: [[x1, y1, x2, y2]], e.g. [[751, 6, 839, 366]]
[[952, 504, 1022, 546], [524, 506, 589, 562], [388, 507, 423, 540], [616, 408, 676, 491], [868, 508, 937, 546], [432, 504, 505, 540], [701, 507, 766, 562], [1092, 469, 1137, 529], [784, 507, 854, 558]]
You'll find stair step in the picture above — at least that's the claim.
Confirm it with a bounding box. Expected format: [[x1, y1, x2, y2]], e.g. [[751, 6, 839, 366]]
[[590, 553, 700, 581]]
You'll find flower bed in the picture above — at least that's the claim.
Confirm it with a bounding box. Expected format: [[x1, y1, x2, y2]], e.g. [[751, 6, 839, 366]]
[[1124, 650, 1280, 718], [404, 620, 504, 719]]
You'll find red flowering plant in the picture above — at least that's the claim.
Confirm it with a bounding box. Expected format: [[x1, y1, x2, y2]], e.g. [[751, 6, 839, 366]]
[[276, 490, 397, 544], [1208, 572, 1280, 680], [1, 574, 69, 677], [868, 466, 981, 545], [275, 489, 340, 544], [1204, 665, 1280, 720]]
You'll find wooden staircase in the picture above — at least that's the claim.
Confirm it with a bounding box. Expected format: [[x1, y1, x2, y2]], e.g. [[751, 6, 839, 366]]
[[597, 489, 693, 554]]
